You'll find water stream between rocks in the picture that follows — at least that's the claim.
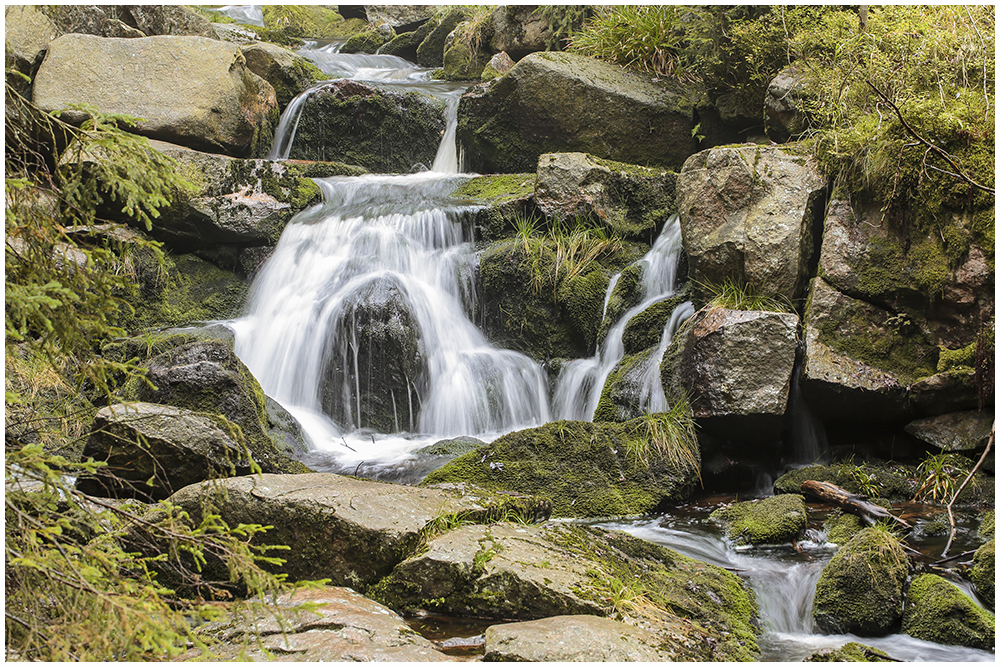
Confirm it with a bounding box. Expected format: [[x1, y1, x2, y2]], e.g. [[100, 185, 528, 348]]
[[229, 45, 992, 663]]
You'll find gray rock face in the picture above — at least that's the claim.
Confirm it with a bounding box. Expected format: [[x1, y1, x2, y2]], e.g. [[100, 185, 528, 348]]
[[800, 278, 923, 424], [764, 65, 810, 142], [4, 6, 60, 90], [76, 402, 244, 500], [663, 306, 799, 442], [489, 5, 553, 60], [120, 5, 217, 38], [371, 522, 760, 661], [40, 5, 217, 39], [33, 34, 277, 157], [194, 586, 456, 661], [909, 370, 979, 416], [535, 152, 676, 240], [364, 5, 435, 30], [288, 79, 445, 172], [166, 473, 549, 587], [678, 145, 827, 301], [484, 615, 683, 661], [241, 42, 323, 110], [482, 50, 515, 81], [458, 51, 708, 173], [904, 410, 995, 452]]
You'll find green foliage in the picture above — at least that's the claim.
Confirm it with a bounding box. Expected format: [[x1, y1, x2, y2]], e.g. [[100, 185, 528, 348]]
[[701, 278, 795, 313], [568, 6, 691, 78], [628, 399, 700, 479], [913, 453, 968, 504], [5, 445, 314, 661]]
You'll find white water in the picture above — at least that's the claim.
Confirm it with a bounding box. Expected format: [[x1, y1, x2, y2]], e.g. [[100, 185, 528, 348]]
[[553, 214, 693, 421]]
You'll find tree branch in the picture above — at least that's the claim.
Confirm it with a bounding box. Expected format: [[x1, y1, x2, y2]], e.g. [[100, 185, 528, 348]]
[[942, 421, 994, 557], [866, 79, 995, 196]]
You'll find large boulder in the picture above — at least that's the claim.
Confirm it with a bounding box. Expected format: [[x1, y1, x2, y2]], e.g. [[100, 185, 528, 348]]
[[901, 574, 995, 650], [457, 51, 709, 174], [489, 5, 553, 60], [32, 35, 277, 157], [142, 139, 362, 270], [194, 586, 455, 661], [241, 42, 324, 110], [165, 472, 550, 587], [818, 199, 993, 347], [484, 615, 684, 662], [804, 643, 897, 662], [415, 10, 467, 67], [286, 79, 445, 172], [364, 5, 435, 30], [370, 522, 760, 661], [40, 5, 217, 39], [421, 416, 700, 518], [904, 410, 995, 453], [801, 278, 936, 426], [535, 152, 677, 240], [4, 6, 60, 93], [119, 5, 218, 38], [439, 26, 491, 81], [661, 306, 799, 443], [812, 527, 910, 635], [76, 402, 246, 500], [709, 494, 808, 546], [677, 145, 827, 301], [319, 275, 427, 433], [129, 338, 308, 474]]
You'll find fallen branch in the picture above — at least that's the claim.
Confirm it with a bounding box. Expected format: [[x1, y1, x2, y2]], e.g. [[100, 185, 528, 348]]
[[929, 549, 977, 567], [800, 480, 911, 529], [941, 421, 994, 558], [866, 79, 995, 196]]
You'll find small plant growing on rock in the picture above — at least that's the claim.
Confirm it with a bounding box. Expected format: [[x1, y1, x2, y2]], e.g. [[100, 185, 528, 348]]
[[913, 453, 968, 503], [627, 399, 700, 479], [702, 278, 795, 313]]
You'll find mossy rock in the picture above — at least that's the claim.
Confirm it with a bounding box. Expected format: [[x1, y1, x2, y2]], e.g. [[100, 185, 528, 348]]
[[901, 573, 995, 650], [822, 511, 865, 545], [259, 5, 350, 43], [812, 527, 910, 635], [440, 39, 489, 81], [450, 173, 536, 242], [773, 462, 918, 502], [969, 538, 995, 609], [416, 436, 484, 457], [380, 17, 438, 61], [980, 510, 995, 539], [421, 417, 700, 519], [621, 296, 689, 355], [343, 26, 395, 54], [415, 10, 466, 68], [598, 263, 646, 345], [804, 642, 897, 662], [709, 494, 808, 546], [370, 522, 759, 661]]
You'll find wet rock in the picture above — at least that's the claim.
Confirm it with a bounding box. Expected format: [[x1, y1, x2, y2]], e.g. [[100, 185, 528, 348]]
[[380, 14, 438, 61], [241, 42, 324, 110], [481, 50, 514, 82], [416, 436, 484, 457], [904, 410, 994, 453], [192, 586, 456, 661], [773, 462, 918, 502], [804, 642, 897, 662], [342, 23, 395, 54], [764, 65, 810, 143], [166, 472, 549, 587], [678, 144, 827, 301], [449, 173, 536, 242], [33, 35, 277, 157], [621, 296, 690, 356], [901, 574, 995, 650], [710, 494, 808, 546], [598, 263, 646, 344], [364, 5, 435, 31], [661, 306, 799, 443], [421, 416, 700, 518], [415, 10, 467, 68], [801, 278, 931, 425], [76, 402, 245, 500], [132, 339, 309, 474], [319, 275, 427, 433], [484, 615, 682, 661], [288, 79, 445, 172], [488, 5, 553, 61], [812, 527, 909, 635], [969, 539, 995, 609], [370, 522, 760, 661], [535, 152, 677, 240], [458, 51, 708, 173], [822, 512, 865, 546]]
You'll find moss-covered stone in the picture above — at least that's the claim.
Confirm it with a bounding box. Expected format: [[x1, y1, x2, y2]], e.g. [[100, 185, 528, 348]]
[[451, 173, 537, 241], [823, 511, 865, 545], [421, 417, 700, 519], [980, 510, 995, 539], [288, 79, 445, 173], [709, 494, 808, 546], [440, 39, 489, 81], [804, 642, 897, 662], [592, 350, 659, 424], [812, 527, 910, 635], [598, 263, 645, 345], [415, 10, 466, 68], [621, 296, 689, 355], [380, 17, 438, 61], [901, 573, 995, 650], [969, 538, 995, 609], [343, 26, 395, 54], [773, 462, 918, 501], [259, 5, 352, 43]]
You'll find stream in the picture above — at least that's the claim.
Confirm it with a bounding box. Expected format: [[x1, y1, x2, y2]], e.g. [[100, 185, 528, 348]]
[[229, 43, 994, 662]]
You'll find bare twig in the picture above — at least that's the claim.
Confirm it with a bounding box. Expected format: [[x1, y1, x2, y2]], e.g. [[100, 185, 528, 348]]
[[942, 421, 994, 557], [866, 80, 995, 196]]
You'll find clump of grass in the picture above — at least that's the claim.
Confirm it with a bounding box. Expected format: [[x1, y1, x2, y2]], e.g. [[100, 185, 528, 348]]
[[913, 453, 968, 504], [568, 6, 691, 79], [701, 278, 795, 313], [626, 397, 700, 479]]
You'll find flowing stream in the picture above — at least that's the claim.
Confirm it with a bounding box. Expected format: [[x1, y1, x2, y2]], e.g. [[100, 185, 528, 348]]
[[231, 46, 992, 662]]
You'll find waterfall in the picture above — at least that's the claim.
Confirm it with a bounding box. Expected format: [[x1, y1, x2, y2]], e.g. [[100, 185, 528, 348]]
[[787, 355, 828, 464], [553, 214, 692, 420]]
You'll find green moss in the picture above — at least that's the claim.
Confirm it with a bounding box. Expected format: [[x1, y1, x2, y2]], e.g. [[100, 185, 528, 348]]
[[592, 351, 653, 423], [969, 538, 994, 609], [421, 417, 699, 518], [710, 494, 807, 546], [980, 510, 995, 539], [258, 5, 351, 43], [451, 173, 535, 203], [823, 512, 865, 545], [621, 295, 689, 355], [812, 527, 910, 635], [938, 340, 977, 372], [805, 642, 897, 662], [902, 574, 995, 649], [343, 26, 395, 54], [773, 462, 917, 501], [440, 41, 489, 81], [415, 10, 467, 68]]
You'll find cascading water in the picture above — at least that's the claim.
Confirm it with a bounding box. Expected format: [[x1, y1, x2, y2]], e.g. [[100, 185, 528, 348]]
[[553, 214, 694, 421]]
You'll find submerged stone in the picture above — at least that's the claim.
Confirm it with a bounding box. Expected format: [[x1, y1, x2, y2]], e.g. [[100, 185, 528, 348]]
[[709, 494, 808, 546], [370, 522, 760, 661], [901, 574, 995, 650]]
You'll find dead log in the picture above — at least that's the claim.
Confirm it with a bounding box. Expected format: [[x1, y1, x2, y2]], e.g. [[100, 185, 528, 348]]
[[801, 480, 911, 529]]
